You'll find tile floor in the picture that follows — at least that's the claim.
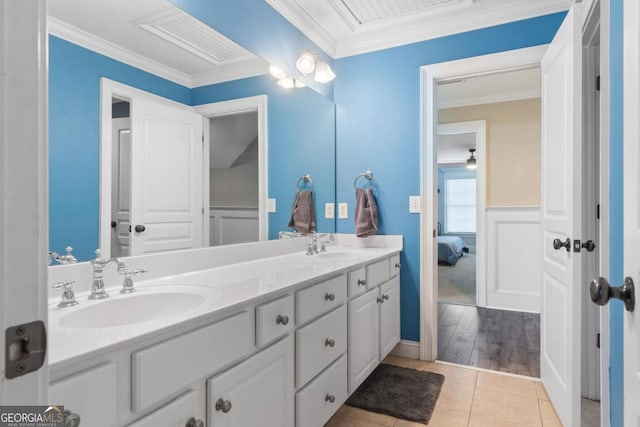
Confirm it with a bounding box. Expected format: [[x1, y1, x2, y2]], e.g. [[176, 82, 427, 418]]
[[325, 355, 562, 427]]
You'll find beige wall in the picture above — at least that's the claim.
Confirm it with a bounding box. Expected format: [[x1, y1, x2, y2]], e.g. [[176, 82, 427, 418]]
[[439, 98, 541, 207]]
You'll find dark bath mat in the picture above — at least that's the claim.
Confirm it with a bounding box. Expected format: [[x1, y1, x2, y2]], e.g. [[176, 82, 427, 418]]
[[346, 363, 445, 424]]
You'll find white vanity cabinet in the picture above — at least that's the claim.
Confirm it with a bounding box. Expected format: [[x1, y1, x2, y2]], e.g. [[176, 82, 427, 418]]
[[207, 336, 294, 427], [348, 260, 401, 393]]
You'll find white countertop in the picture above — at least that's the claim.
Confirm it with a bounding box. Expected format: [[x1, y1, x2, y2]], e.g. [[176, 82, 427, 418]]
[[48, 240, 401, 370]]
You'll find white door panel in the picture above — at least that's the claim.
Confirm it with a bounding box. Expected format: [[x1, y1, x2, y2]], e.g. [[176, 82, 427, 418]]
[[624, 0, 640, 423], [130, 98, 203, 255], [540, 4, 582, 426], [111, 119, 130, 257]]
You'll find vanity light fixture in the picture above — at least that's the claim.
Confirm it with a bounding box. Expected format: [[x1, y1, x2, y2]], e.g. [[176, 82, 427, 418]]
[[294, 79, 306, 88], [296, 50, 315, 75], [277, 76, 295, 89], [314, 60, 336, 83], [466, 148, 477, 170], [269, 65, 287, 80]]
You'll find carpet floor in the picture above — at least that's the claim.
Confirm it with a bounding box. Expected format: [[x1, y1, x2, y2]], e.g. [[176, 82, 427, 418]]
[[346, 363, 445, 424], [438, 252, 476, 305]]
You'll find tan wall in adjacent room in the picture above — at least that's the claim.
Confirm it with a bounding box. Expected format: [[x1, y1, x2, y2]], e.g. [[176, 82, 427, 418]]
[[439, 98, 541, 207]]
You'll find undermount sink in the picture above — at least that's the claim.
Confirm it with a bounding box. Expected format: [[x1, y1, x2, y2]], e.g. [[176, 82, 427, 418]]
[[58, 290, 206, 329], [317, 249, 373, 259]]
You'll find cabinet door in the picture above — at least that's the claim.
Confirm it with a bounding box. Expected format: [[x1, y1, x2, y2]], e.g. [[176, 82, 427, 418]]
[[380, 276, 400, 359], [348, 288, 380, 393], [208, 336, 294, 427]]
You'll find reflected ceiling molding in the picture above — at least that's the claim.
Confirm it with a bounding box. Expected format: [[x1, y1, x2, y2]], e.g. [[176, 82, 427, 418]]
[[48, 16, 192, 87]]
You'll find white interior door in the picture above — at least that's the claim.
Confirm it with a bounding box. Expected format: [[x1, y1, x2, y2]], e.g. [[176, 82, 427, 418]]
[[129, 98, 204, 255], [111, 118, 131, 257], [624, 0, 640, 423], [540, 4, 583, 426]]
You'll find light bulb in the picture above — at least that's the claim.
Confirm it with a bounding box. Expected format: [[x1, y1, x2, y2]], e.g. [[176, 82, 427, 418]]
[[269, 65, 287, 80], [314, 61, 336, 83], [296, 51, 315, 75], [277, 77, 295, 89]]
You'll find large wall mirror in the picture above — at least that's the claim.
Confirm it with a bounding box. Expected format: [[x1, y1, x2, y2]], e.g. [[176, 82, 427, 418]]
[[48, 0, 336, 262]]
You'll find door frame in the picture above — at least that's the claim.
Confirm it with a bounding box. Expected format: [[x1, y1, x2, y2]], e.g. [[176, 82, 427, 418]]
[[194, 96, 269, 244], [420, 45, 547, 361], [99, 78, 205, 257], [436, 120, 487, 307]]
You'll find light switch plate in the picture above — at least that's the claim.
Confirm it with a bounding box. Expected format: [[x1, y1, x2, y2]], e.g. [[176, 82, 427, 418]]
[[409, 196, 421, 213], [325, 203, 335, 219], [338, 203, 348, 219], [267, 198, 276, 213]]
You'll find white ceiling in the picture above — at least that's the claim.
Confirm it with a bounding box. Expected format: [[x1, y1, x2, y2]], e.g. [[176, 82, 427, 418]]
[[266, 0, 570, 58], [438, 67, 541, 109], [437, 132, 476, 164], [47, 0, 269, 88]]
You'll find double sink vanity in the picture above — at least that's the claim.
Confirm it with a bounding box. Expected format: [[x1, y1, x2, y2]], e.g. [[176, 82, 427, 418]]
[[47, 234, 402, 427]]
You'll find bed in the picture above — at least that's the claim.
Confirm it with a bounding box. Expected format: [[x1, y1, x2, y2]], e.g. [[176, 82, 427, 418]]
[[438, 236, 468, 266]]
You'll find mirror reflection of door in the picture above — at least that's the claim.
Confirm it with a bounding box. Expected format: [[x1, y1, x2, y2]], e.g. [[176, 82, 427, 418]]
[[111, 98, 131, 258], [209, 112, 259, 246]]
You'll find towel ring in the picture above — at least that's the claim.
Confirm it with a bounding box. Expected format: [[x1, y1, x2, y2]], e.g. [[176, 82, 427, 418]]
[[296, 174, 313, 192], [353, 170, 375, 190]]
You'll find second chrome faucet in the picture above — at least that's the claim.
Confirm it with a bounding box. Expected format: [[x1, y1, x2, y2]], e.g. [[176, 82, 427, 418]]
[[89, 249, 127, 299]]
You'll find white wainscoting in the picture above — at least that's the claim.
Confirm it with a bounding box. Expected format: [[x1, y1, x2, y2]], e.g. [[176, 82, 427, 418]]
[[210, 207, 259, 246], [486, 207, 542, 312]]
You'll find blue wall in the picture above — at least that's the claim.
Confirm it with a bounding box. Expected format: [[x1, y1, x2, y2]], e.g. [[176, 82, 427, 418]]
[[49, 35, 191, 261], [192, 76, 336, 238], [609, 0, 624, 424], [169, 0, 333, 99], [333, 13, 565, 342]]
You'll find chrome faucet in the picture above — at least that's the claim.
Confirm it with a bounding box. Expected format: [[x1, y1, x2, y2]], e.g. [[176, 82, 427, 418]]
[[306, 233, 335, 255], [48, 246, 77, 265], [89, 249, 126, 300]]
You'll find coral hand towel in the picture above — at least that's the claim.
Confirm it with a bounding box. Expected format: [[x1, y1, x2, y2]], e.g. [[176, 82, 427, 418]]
[[355, 188, 379, 237], [288, 190, 316, 233]]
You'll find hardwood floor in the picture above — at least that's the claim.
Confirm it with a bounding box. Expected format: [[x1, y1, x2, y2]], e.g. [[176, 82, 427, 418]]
[[438, 303, 540, 377]]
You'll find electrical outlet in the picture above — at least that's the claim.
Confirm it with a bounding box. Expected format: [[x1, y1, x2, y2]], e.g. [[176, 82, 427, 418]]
[[338, 203, 348, 219], [267, 198, 276, 213], [409, 196, 421, 213], [325, 203, 335, 219]]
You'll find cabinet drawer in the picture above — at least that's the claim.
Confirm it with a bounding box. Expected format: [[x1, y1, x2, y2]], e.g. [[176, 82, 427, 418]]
[[366, 259, 390, 288], [132, 311, 252, 412], [296, 275, 346, 325], [256, 295, 294, 347], [296, 305, 347, 389], [347, 268, 367, 299], [296, 355, 348, 427], [49, 363, 117, 427], [128, 389, 204, 427], [389, 254, 401, 278]]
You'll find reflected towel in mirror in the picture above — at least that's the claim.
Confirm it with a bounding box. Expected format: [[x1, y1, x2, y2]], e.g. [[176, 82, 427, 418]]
[[288, 190, 316, 233], [355, 188, 378, 237]]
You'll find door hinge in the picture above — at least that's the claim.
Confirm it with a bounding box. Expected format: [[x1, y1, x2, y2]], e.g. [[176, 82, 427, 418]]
[[596, 75, 600, 91], [433, 229, 436, 238], [597, 203, 600, 220], [5, 321, 47, 379], [596, 332, 600, 349]]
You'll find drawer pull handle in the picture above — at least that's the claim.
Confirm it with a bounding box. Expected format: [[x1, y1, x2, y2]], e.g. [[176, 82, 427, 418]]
[[383, 294, 390, 301], [276, 314, 289, 325], [325, 292, 335, 301], [395, 262, 401, 269], [186, 417, 205, 427], [215, 398, 232, 413], [357, 279, 366, 286], [325, 338, 335, 347], [325, 394, 336, 403]]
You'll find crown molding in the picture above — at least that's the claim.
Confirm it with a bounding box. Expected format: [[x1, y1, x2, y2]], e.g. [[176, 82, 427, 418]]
[[47, 17, 193, 87], [191, 59, 269, 88], [438, 90, 540, 109], [335, 1, 569, 57], [265, 0, 339, 57]]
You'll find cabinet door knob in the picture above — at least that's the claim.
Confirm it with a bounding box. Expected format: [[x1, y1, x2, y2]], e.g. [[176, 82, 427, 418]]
[[395, 262, 401, 269], [215, 398, 232, 413], [383, 294, 390, 301], [186, 417, 205, 427], [357, 279, 366, 286], [63, 410, 81, 427], [134, 224, 146, 233], [377, 297, 384, 303], [325, 338, 335, 347], [325, 292, 335, 301], [325, 394, 336, 403], [276, 314, 289, 325]]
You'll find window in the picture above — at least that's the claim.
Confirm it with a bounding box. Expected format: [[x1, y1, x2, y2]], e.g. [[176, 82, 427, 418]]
[[445, 177, 476, 233]]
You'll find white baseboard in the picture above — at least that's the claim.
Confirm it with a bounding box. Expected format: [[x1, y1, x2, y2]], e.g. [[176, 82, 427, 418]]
[[390, 340, 421, 360]]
